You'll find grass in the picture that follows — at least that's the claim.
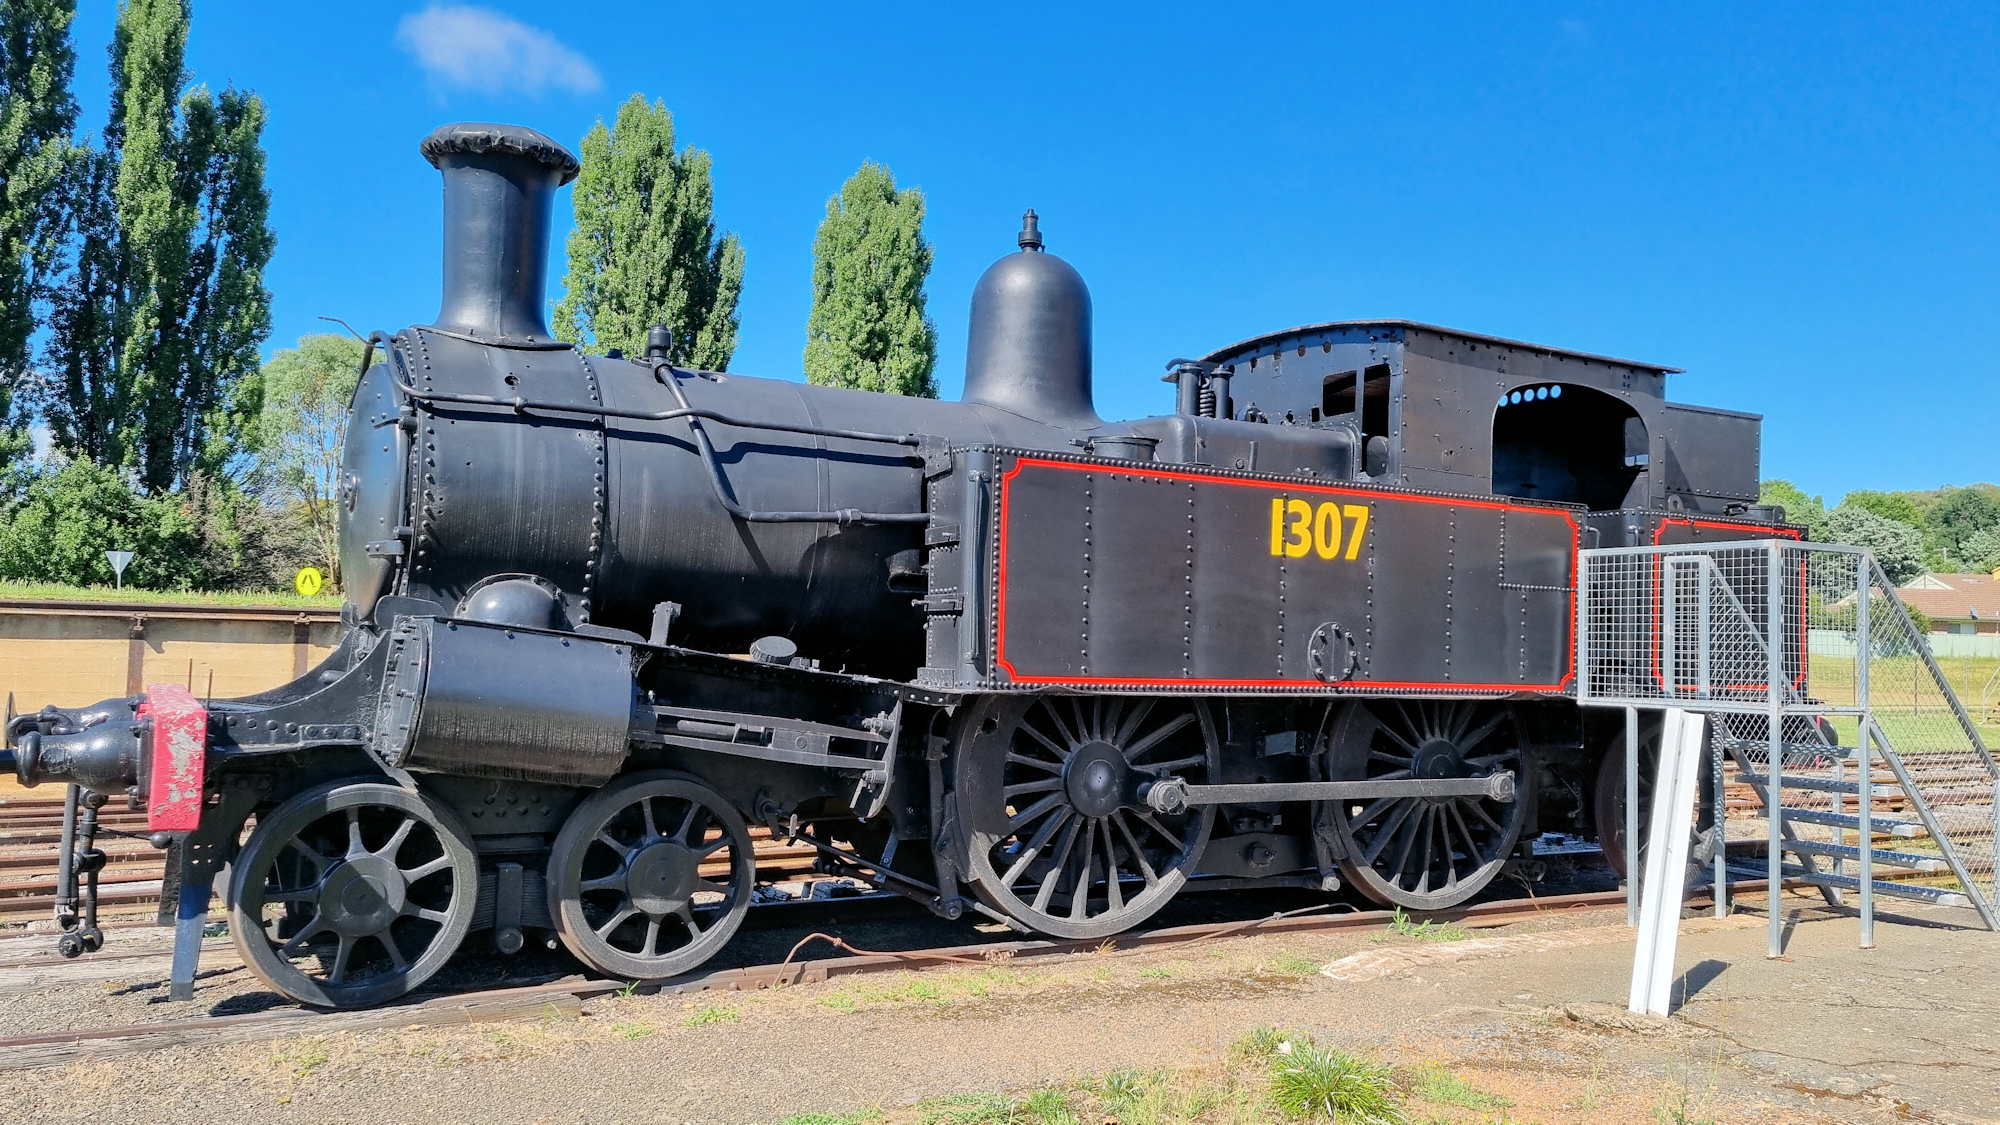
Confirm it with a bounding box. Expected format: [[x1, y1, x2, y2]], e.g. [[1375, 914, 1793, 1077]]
[[777, 1030, 1466, 1125], [0, 577, 343, 608], [814, 967, 1030, 1013], [1370, 909, 1470, 945], [1138, 966, 1174, 979], [1406, 1064, 1510, 1111], [1269, 1044, 1404, 1124], [1269, 951, 1324, 976], [270, 1037, 331, 1078], [684, 1004, 739, 1026], [611, 1020, 654, 1040]]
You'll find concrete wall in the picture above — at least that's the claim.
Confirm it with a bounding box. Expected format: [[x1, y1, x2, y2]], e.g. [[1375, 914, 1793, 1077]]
[[0, 601, 343, 708]]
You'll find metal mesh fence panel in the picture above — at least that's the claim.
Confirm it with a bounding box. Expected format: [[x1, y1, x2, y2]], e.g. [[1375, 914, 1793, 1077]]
[[1580, 540, 1996, 918]]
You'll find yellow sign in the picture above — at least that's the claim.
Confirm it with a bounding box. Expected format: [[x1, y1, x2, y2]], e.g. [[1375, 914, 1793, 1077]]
[[294, 567, 324, 597]]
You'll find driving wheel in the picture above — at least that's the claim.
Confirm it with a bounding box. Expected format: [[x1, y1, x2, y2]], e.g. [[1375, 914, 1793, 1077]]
[[954, 695, 1218, 939]]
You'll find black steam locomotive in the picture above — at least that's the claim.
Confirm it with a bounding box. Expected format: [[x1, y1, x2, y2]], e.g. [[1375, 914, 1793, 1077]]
[[2, 123, 1792, 1008]]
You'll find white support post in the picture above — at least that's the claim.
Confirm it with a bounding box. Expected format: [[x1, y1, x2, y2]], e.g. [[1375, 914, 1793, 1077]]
[[1626, 705, 1640, 927], [1766, 541, 1784, 959], [1630, 708, 1705, 1016], [1856, 553, 1874, 949]]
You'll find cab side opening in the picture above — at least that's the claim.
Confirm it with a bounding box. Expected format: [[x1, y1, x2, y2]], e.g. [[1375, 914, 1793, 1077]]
[[1492, 383, 1645, 510]]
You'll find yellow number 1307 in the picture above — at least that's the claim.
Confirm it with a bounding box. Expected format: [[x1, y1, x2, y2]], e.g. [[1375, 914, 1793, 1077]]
[[1269, 498, 1369, 561]]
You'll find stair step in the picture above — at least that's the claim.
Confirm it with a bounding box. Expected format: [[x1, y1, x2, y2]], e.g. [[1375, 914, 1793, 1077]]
[[1783, 867, 1973, 908], [1780, 840, 1947, 872], [1740, 773, 1898, 798], [1716, 736, 1853, 763], [1765, 808, 1928, 837]]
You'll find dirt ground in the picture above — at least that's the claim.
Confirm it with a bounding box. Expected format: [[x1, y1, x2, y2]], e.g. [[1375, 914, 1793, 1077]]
[[2, 889, 1994, 1125]]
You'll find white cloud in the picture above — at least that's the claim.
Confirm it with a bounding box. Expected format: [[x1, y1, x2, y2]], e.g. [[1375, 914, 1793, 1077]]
[[396, 6, 602, 96]]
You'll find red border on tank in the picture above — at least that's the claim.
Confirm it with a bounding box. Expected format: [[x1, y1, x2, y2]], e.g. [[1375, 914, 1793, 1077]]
[[991, 456, 1580, 691], [1646, 516, 1807, 693]]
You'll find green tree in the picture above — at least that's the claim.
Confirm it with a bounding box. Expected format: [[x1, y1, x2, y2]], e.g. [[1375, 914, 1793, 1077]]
[[1960, 526, 2000, 574], [554, 95, 743, 370], [1828, 502, 1926, 584], [254, 333, 364, 583], [1839, 488, 1926, 530], [39, 0, 273, 493], [802, 162, 937, 397], [1926, 485, 2000, 568], [0, 0, 79, 467], [0, 457, 202, 588], [1758, 479, 1829, 542]]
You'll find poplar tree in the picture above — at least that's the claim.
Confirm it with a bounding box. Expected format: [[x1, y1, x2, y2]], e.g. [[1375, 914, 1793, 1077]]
[[41, 0, 272, 493], [0, 0, 79, 465], [554, 95, 744, 370], [802, 162, 937, 397]]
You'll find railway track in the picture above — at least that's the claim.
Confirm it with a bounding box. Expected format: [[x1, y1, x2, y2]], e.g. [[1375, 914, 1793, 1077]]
[[0, 887, 1641, 1070]]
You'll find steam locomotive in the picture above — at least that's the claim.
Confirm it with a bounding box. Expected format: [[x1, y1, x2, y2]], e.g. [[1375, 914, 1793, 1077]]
[[1, 122, 1794, 1009]]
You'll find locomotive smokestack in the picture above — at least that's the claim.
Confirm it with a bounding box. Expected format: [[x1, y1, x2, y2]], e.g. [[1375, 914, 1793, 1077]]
[[962, 210, 1099, 428], [421, 122, 580, 344]]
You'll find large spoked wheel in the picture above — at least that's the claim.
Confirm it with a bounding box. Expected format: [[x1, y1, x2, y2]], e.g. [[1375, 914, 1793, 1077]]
[[1590, 722, 1716, 889], [547, 771, 754, 980], [1322, 699, 1528, 910], [955, 695, 1219, 939], [229, 779, 478, 1009]]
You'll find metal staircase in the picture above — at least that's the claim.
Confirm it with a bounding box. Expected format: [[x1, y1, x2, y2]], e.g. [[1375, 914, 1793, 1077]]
[[1578, 539, 1998, 952]]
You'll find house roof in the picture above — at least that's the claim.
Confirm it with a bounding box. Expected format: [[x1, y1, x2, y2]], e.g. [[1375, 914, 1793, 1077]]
[[1897, 572, 2000, 622]]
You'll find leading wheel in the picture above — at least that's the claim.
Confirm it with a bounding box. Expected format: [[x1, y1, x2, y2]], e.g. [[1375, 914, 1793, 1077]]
[[954, 695, 1218, 939], [547, 771, 754, 980], [1322, 699, 1528, 910], [229, 779, 478, 1009]]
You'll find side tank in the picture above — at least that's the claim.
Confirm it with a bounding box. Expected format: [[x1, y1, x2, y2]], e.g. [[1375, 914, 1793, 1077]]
[[340, 124, 1136, 675]]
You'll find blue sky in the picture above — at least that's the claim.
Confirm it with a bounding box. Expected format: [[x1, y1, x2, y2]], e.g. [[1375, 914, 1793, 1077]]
[[62, 1, 1999, 500]]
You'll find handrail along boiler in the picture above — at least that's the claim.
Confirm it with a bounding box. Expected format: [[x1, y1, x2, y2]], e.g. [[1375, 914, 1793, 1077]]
[[1, 122, 1797, 1007]]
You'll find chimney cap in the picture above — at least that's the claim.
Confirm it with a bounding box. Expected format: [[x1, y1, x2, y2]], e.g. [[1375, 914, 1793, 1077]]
[[421, 122, 580, 185], [1018, 209, 1043, 252]]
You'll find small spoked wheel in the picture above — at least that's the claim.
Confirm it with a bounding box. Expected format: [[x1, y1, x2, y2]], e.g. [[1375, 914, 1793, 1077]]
[[1323, 699, 1528, 910], [229, 779, 478, 1009], [955, 695, 1218, 939], [547, 772, 753, 980]]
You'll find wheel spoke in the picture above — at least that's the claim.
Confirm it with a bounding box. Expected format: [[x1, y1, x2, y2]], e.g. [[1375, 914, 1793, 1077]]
[[381, 930, 408, 971], [1412, 810, 1436, 892], [1001, 809, 1072, 886], [1111, 812, 1159, 886], [1132, 810, 1185, 855], [642, 916, 661, 956], [694, 878, 734, 898], [1018, 720, 1070, 760], [1456, 711, 1508, 754], [402, 855, 452, 882], [595, 830, 632, 859], [675, 902, 703, 936], [276, 916, 327, 957], [1032, 816, 1084, 912], [1351, 794, 1399, 827], [1361, 800, 1419, 865], [1113, 699, 1155, 746], [282, 837, 331, 874], [1037, 699, 1079, 747], [376, 816, 418, 862], [1387, 807, 1426, 883], [1101, 819, 1124, 913], [674, 801, 700, 844], [1145, 755, 1205, 774], [1368, 748, 1414, 767], [579, 873, 625, 894], [1006, 752, 1064, 774], [406, 905, 452, 924], [640, 796, 659, 839], [1123, 712, 1196, 762], [697, 836, 733, 859], [595, 906, 637, 939], [345, 807, 364, 857], [266, 886, 320, 904], [328, 935, 355, 983], [1003, 777, 1064, 799], [1464, 798, 1506, 836], [1069, 818, 1099, 921], [1005, 792, 1065, 836], [1448, 802, 1486, 865]]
